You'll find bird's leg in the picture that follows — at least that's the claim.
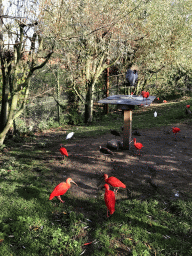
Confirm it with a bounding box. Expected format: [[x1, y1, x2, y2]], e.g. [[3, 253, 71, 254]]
[[57, 196, 65, 203], [107, 209, 109, 218], [114, 188, 119, 195]]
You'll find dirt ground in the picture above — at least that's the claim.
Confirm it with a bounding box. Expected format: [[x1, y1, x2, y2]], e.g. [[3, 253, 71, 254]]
[[34, 122, 192, 202]]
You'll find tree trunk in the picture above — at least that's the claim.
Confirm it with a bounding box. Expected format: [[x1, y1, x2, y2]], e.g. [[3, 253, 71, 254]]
[[56, 69, 60, 125], [0, 84, 9, 132], [0, 0, 3, 41], [84, 81, 94, 123], [0, 57, 11, 132], [0, 91, 19, 144], [104, 59, 109, 114]]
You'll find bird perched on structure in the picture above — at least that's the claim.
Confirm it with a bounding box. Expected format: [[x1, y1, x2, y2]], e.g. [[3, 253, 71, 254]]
[[104, 184, 115, 217], [133, 138, 144, 155], [141, 91, 149, 104], [66, 132, 74, 140], [103, 174, 126, 194], [110, 129, 121, 138], [125, 69, 138, 86], [60, 144, 68, 161], [49, 178, 78, 203], [99, 146, 113, 161], [172, 127, 180, 138]]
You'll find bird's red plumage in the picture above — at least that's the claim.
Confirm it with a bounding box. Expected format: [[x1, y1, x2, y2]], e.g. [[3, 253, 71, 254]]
[[141, 91, 149, 99], [104, 184, 115, 216], [133, 138, 143, 150], [104, 174, 126, 189], [172, 127, 180, 134], [60, 147, 68, 157], [49, 181, 71, 200]]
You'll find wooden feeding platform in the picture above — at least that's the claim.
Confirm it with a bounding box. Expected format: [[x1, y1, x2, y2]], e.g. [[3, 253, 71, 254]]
[[98, 94, 156, 150]]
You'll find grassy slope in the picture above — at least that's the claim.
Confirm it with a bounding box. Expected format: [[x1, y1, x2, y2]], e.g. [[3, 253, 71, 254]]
[[0, 98, 192, 256]]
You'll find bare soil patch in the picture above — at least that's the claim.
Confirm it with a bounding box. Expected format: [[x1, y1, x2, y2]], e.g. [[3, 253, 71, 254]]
[[34, 123, 192, 202]]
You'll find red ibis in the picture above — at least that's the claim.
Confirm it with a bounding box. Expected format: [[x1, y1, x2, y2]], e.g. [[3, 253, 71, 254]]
[[141, 91, 149, 104], [133, 138, 144, 155], [103, 173, 126, 194], [172, 127, 180, 138], [49, 178, 78, 203], [60, 144, 68, 161], [104, 184, 115, 217]]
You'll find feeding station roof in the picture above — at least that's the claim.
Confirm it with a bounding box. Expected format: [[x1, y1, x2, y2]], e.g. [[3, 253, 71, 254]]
[[98, 95, 156, 150]]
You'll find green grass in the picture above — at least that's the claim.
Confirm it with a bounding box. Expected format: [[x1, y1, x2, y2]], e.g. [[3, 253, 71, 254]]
[[65, 97, 192, 139], [0, 97, 192, 255]]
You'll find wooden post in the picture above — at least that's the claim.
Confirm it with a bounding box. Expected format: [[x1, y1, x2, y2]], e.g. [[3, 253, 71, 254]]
[[123, 106, 134, 150]]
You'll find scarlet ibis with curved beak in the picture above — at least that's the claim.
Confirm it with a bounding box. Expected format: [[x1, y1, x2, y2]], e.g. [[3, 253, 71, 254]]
[[133, 138, 144, 155], [104, 184, 115, 217], [49, 178, 78, 203], [141, 91, 149, 104], [103, 174, 126, 194], [172, 127, 180, 138], [60, 144, 68, 161]]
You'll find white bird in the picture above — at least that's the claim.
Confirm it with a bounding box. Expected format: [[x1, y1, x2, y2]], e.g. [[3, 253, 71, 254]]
[[66, 132, 74, 140], [154, 111, 157, 117]]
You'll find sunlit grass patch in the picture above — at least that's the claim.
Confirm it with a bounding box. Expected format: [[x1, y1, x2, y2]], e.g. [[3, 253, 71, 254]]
[[0, 98, 192, 255]]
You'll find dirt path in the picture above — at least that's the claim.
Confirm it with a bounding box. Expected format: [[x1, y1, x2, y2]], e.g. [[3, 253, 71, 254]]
[[37, 123, 192, 201]]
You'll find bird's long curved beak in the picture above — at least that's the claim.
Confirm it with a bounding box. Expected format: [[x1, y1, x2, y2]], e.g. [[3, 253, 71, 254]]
[[71, 180, 78, 186]]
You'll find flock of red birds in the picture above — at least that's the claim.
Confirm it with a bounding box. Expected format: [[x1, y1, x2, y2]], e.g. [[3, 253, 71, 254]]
[[49, 100, 188, 217], [49, 173, 126, 217], [49, 134, 127, 217]]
